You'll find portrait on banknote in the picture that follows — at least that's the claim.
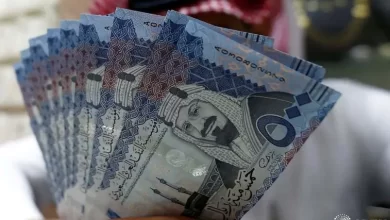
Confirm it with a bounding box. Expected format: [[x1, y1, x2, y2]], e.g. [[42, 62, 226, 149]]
[[114, 83, 298, 218], [158, 84, 296, 169]]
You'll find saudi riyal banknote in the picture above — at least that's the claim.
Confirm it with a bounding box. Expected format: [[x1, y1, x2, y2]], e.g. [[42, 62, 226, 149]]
[[46, 28, 71, 193], [96, 9, 325, 210], [83, 9, 331, 219], [82, 8, 280, 219], [166, 10, 325, 81], [29, 35, 68, 202], [61, 14, 114, 219], [46, 28, 67, 204], [15, 56, 58, 192], [163, 11, 275, 49], [14, 61, 61, 204], [47, 28, 69, 192], [59, 20, 79, 188], [25, 44, 66, 200], [89, 11, 164, 197], [75, 14, 113, 193], [56, 20, 82, 219], [92, 7, 276, 194], [86, 16, 340, 219], [82, 9, 165, 219], [17, 49, 63, 202], [77, 15, 114, 196]]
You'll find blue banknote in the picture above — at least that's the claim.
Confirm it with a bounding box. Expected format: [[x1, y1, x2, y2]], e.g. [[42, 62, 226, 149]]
[[29, 35, 68, 201], [88, 9, 278, 198], [14, 59, 61, 200], [81, 9, 164, 219], [47, 28, 67, 204], [94, 8, 278, 199], [82, 12, 279, 208], [163, 11, 275, 49], [59, 20, 80, 186], [83, 9, 325, 219], [65, 14, 114, 212], [46, 28, 71, 194], [94, 17, 340, 219], [76, 14, 114, 190], [95, 8, 326, 209], [57, 20, 81, 218], [166, 10, 325, 81], [30, 35, 68, 188], [17, 49, 64, 203], [47, 28, 70, 192]]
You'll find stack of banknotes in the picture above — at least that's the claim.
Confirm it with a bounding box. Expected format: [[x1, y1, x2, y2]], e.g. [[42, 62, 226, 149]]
[[14, 8, 341, 220]]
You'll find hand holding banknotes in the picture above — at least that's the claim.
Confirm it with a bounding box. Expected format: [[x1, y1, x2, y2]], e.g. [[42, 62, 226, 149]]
[[8, 6, 390, 220]]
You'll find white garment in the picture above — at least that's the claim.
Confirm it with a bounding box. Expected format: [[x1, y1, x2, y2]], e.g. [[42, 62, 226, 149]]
[[0, 79, 389, 220], [0, 135, 52, 220]]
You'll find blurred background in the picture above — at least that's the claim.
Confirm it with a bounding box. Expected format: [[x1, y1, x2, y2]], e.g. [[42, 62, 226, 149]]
[[0, 0, 91, 144], [0, 0, 389, 217]]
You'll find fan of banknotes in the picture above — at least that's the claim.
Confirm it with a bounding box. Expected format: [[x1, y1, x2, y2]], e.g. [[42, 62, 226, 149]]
[[14, 8, 341, 220]]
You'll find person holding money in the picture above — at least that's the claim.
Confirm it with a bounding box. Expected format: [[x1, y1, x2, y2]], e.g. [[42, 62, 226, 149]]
[[1, 79, 389, 220]]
